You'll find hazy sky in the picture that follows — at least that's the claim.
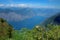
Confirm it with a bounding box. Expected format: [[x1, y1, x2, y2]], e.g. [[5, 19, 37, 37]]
[[0, 0, 60, 9]]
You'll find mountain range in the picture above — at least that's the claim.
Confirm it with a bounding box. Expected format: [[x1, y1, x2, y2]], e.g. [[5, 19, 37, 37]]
[[0, 7, 60, 30]]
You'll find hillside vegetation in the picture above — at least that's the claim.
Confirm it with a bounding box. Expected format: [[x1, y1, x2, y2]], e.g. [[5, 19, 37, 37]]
[[12, 24, 60, 40], [0, 17, 60, 40], [0, 18, 13, 40]]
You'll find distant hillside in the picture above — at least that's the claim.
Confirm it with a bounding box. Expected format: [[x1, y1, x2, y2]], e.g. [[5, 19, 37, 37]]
[[41, 13, 60, 27]]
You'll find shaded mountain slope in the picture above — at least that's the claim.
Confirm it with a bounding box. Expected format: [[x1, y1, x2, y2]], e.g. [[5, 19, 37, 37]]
[[0, 18, 13, 40], [41, 13, 60, 26]]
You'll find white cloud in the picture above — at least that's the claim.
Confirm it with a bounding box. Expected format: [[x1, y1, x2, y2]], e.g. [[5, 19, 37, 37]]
[[6, 4, 28, 7], [0, 4, 31, 8], [0, 4, 60, 9], [0, 4, 4, 7]]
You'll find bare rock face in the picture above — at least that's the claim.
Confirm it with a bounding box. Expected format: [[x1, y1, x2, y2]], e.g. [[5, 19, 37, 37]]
[[0, 18, 13, 40]]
